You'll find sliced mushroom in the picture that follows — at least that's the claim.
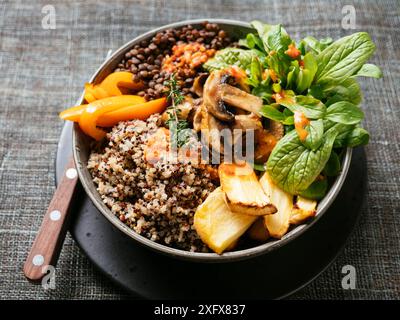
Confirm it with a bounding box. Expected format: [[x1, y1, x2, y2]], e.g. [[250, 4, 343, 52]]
[[200, 69, 270, 160], [233, 108, 249, 116], [232, 114, 263, 157], [225, 65, 250, 92], [191, 73, 208, 97], [161, 98, 194, 124], [203, 70, 264, 121], [202, 71, 235, 122], [269, 120, 284, 140], [254, 129, 278, 163], [233, 113, 263, 131], [200, 107, 230, 155], [187, 97, 202, 123], [192, 105, 203, 132], [220, 84, 263, 115]]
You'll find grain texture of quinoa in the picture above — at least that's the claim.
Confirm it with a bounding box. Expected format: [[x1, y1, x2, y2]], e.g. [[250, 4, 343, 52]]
[[87, 114, 216, 252]]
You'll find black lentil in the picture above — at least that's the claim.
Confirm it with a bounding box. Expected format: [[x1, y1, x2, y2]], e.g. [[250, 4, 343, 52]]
[[114, 22, 233, 100]]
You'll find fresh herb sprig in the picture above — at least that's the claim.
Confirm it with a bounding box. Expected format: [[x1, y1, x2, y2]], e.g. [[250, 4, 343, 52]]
[[164, 74, 191, 148], [164, 74, 185, 117]]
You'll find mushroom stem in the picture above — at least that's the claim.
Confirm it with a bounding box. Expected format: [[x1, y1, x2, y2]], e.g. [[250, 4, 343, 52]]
[[220, 84, 263, 116]]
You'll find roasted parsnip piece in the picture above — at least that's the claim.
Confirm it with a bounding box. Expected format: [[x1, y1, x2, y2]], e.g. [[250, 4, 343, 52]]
[[219, 162, 277, 216], [290, 196, 317, 224], [225, 239, 239, 252], [194, 187, 257, 254], [247, 218, 270, 242], [259, 172, 293, 238]]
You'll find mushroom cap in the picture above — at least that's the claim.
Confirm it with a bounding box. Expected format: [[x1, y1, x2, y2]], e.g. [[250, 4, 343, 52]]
[[202, 71, 235, 122]]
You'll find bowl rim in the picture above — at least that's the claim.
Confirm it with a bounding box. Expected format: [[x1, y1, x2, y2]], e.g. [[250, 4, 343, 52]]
[[72, 18, 353, 262]]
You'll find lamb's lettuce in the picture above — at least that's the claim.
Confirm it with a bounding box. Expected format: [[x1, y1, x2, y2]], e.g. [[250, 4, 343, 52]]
[[239, 33, 265, 53], [333, 126, 370, 148], [345, 127, 370, 147], [261, 24, 292, 53], [252, 85, 273, 102], [325, 101, 364, 125], [323, 151, 341, 177], [324, 121, 369, 148], [278, 94, 327, 119], [355, 63, 383, 78], [295, 52, 318, 93], [315, 32, 376, 85], [299, 36, 333, 55], [202, 22, 380, 195], [298, 177, 328, 200], [259, 104, 294, 125], [287, 60, 300, 88], [299, 36, 333, 54], [247, 57, 263, 87], [259, 29, 378, 194], [326, 78, 362, 106], [250, 21, 294, 79], [203, 48, 257, 72], [303, 119, 324, 151], [267, 128, 338, 195]]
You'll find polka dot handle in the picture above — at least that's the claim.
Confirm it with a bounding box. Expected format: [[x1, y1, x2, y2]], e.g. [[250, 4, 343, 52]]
[[23, 157, 78, 282]]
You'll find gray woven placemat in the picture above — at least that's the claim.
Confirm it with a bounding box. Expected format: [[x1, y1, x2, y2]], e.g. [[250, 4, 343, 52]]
[[0, 0, 399, 300]]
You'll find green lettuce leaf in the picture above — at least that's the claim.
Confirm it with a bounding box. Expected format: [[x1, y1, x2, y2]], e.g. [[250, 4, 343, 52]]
[[203, 48, 257, 72], [315, 32, 376, 85], [250, 21, 293, 79], [278, 94, 326, 119], [355, 63, 383, 78], [310, 77, 362, 106], [240, 33, 265, 52], [323, 151, 341, 176], [325, 101, 364, 125], [303, 119, 324, 151], [333, 126, 370, 148], [295, 52, 318, 93], [247, 57, 263, 87], [298, 177, 328, 200], [300, 36, 333, 54], [260, 104, 294, 124], [267, 128, 338, 194]]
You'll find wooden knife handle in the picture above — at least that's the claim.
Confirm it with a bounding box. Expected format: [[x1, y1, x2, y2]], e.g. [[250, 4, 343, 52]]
[[23, 157, 78, 282]]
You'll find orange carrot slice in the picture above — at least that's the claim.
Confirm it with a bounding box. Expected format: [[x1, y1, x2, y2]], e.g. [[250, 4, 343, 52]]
[[96, 97, 167, 127], [59, 95, 146, 122]]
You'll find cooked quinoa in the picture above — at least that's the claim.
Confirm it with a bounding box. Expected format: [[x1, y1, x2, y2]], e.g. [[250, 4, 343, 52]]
[[87, 114, 216, 252]]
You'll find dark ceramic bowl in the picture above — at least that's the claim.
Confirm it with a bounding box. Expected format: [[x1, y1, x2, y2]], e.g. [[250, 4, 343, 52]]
[[72, 19, 352, 262]]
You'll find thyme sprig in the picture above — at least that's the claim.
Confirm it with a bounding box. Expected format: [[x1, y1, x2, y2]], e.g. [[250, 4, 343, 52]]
[[164, 74, 191, 148], [165, 74, 185, 111]]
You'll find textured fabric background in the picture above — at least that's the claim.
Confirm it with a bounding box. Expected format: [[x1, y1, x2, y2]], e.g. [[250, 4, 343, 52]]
[[0, 0, 399, 300]]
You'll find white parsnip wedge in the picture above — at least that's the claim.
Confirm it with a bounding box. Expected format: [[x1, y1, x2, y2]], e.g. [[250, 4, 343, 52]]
[[218, 162, 277, 216], [247, 218, 270, 242], [290, 196, 317, 224], [259, 172, 293, 239], [194, 187, 257, 254], [225, 239, 239, 252]]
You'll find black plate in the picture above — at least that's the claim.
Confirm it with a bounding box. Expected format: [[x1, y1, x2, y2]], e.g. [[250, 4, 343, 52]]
[[56, 122, 366, 299]]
